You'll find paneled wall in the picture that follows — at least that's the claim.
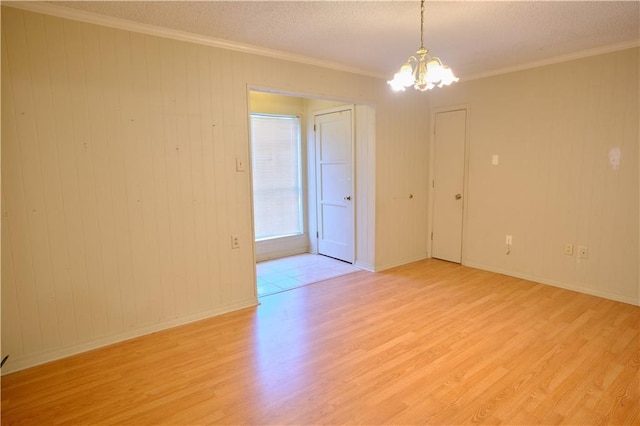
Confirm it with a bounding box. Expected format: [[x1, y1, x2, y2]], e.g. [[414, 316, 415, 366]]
[[1, 6, 430, 372], [429, 48, 639, 305], [375, 92, 431, 270]]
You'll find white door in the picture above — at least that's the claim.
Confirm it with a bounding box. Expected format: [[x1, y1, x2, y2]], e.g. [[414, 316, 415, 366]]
[[432, 109, 467, 263], [315, 108, 354, 263]]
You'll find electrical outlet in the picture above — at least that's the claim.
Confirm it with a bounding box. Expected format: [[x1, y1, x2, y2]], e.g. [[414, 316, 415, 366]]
[[564, 243, 574, 256], [231, 235, 240, 249], [235, 157, 245, 172], [578, 245, 588, 259]]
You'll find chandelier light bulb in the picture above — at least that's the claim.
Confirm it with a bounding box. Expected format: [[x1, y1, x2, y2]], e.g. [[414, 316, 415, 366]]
[[388, 75, 407, 91], [438, 66, 458, 87], [398, 63, 414, 85]]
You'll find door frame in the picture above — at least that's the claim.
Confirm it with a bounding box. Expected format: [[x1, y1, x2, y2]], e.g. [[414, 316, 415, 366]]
[[428, 105, 470, 262], [312, 105, 356, 264]]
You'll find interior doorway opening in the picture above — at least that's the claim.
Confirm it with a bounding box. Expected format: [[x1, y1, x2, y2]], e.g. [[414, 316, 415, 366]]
[[248, 89, 376, 294]]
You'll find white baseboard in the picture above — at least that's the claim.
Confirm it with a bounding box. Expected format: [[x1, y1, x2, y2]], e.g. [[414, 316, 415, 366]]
[[374, 255, 429, 272], [2, 298, 259, 375], [462, 261, 639, 307], [354, 260, 375, 272], [255, 248, 310, 262]]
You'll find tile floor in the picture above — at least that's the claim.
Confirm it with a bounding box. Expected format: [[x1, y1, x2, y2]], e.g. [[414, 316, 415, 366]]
[[256, 253, 361, 297]]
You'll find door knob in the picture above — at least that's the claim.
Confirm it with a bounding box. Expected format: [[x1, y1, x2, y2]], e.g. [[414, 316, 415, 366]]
[[344, 196, 351, 201], [455, 194, 462, 200]]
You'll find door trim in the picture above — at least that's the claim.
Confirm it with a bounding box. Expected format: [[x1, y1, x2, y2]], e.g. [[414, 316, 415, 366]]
[[428, 105, 470, 263]]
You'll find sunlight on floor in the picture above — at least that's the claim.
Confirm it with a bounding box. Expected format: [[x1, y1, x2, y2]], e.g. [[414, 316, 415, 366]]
[[256, 253, 360, 297]]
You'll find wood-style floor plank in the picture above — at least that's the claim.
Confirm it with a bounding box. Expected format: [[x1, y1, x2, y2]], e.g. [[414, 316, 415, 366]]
[[2, 259, 639, 424]]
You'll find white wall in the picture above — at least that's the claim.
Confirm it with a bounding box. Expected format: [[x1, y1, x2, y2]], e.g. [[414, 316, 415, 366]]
[[375, 92, 431, 270], [354, 104, 377, 271], [1, 6, 429, 372], [429, 48, 639, 305]]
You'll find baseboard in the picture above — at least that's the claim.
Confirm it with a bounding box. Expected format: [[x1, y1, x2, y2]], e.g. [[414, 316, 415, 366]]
[[374, 255, 429, 272], [2, 298, 259, 375], [255, 248, 310, 262], [462, 261, 640, 307], [354, 260, 375, 272]]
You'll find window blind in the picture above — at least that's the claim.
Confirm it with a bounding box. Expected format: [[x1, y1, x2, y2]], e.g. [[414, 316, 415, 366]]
[[250, 114, 303, 241]]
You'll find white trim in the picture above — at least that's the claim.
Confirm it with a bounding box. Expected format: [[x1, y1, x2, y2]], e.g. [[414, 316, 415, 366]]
[[4, 1, 383, 79], [463, 261, 640, 307], [354, 260, 375, 272], [374, 255, 428, 272], [463, 41, 640, 82], [255, 241, 310, 263], [1, 298, 259, 375]]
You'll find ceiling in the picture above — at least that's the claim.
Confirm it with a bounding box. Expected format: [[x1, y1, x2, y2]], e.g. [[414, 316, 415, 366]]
[[39, 1, 640, 80]]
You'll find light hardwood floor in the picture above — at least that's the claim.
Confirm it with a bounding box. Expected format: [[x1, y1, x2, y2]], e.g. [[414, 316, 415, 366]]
[[2, 259, 638, 425]]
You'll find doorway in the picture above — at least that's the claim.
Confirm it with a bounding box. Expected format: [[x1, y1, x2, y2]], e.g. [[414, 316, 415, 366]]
[[431, 108, 467, 263], [249, 90, 376, 293]]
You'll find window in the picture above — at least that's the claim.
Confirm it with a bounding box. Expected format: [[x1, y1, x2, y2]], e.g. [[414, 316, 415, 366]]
[[250, 114, 303, 241]]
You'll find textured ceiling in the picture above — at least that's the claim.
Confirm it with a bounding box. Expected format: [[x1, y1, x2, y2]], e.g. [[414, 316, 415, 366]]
[[41, 1, 640, 80]]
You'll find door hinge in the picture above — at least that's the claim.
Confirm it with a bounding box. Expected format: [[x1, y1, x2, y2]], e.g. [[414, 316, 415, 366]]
[[432, 180, 435, 188], [431, 232, 433, 240], [316, 231, 319, 238], [314, 124, 317, 131]]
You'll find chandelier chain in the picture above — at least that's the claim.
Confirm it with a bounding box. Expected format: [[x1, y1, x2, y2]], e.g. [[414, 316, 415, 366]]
[[420, 0, 425, 49]]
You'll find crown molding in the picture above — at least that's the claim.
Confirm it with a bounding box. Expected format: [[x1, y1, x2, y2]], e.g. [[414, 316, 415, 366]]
[[4, 2, 638, 85], [463, 40, 640, 83], [3, 1, 386, 80]]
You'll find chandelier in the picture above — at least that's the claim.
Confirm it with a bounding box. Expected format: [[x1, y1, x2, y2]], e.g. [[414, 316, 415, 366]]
[[388, 0, 458, 91]]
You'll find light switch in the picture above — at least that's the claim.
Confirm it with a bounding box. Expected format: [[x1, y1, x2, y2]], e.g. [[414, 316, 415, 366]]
[[492, 154, 499, 165]]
